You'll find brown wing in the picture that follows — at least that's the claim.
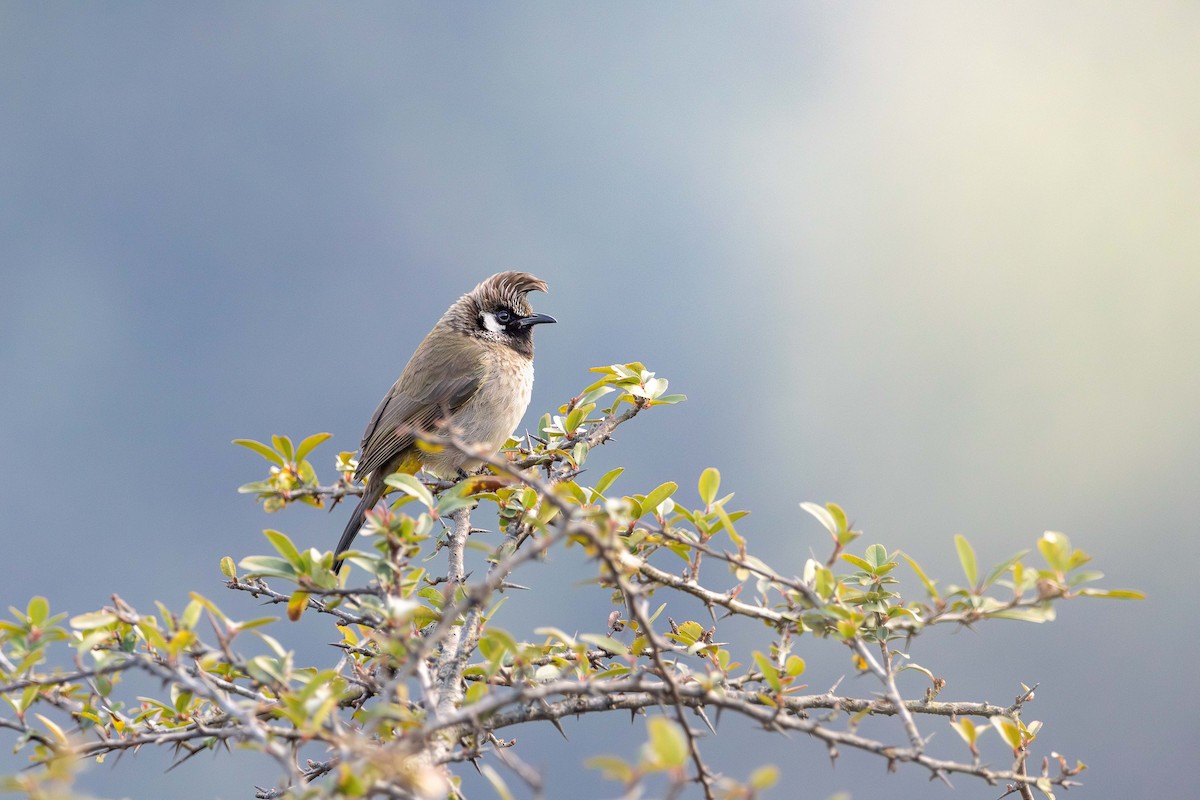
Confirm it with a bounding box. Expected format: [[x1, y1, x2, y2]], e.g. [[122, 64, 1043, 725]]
[[355, 332, 483, 479]]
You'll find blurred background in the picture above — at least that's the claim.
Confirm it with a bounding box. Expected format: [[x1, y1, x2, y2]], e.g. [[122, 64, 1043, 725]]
[[2, 3, 1197, 798]]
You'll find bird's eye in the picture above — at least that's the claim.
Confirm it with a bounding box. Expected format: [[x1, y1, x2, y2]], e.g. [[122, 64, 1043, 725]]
[[494, 309, 513, 324]]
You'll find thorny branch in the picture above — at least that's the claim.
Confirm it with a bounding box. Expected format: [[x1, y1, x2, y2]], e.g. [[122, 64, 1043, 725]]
[[1, 370, 1115, 799]]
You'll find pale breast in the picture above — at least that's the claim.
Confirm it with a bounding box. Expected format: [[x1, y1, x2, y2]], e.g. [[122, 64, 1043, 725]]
[[422, 350, 535, 477]]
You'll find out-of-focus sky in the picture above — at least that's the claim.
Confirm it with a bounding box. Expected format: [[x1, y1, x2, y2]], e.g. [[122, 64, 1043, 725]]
[[2, 3, 1197, 798]]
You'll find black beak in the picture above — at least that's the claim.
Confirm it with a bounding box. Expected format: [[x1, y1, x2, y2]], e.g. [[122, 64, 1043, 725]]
[[514, 313, 557, 329]]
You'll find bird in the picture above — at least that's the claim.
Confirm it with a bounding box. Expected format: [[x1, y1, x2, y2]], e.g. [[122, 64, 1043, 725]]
[[334, 271, 555, 562]]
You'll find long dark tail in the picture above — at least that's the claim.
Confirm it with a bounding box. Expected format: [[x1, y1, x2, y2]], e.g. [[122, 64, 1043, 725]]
[[335, 478, 386, 563]]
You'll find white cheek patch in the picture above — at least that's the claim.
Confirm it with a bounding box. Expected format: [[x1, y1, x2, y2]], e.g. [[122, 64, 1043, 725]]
[[481, 312, 504, 334]]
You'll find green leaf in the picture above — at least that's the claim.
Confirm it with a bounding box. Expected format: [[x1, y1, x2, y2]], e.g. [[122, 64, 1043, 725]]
[[294, 432, 332, 462], [800, 501, 837, 536], [651, 393, 687, 405], [593, 467, 624, 497], [533, 627, 577, 646], [900, 552, 940, 600], [180, 599, 203, 630], [864, 543, 889, 569], [11, 685, 36, 714], [698, 467, 720, 506], [464, 680, 489, 706], [989, 606, 1057, 623], [263, 529, 302, 567], [641, 482, 678, 516], [479, 629, 516, 663], [239, 616, 278, 631], [479, 764, 514, 800], [271, 435, 295, 462], [219, 556, 237, 579], [26, 596, 49, 626], [1067, 569, 1105, 587], [753, 651, 783, 693], [749, 765, 780, 790], [807, 560, 836, 600], [827, 503, 849, 534], [642, 377, 668, 399], [435, 483, 478, 516], [897, 662, 935, 683], [580, 634, 628, 655], [238, 556, 298, 581], [69, 610, 118, 630], [672, 621, 705, 645], [1038, 531, 1070, 572], [533, 500, 560, 527], [840, 553, 875, 573], [645, 717, 688, 770], [950, 717, 986, 747], [577, 385, 616, 406], [1075, 588, 1146, 600], [137, 619, 168, 651], [1035, 777, 1057, 800], [287, 591, 309, 621], [384, 472, 434, 508], [714, 503, 744, 549], [565, 405, 588, 433], [586, 755, 634, 783], [991, 716, 1023, 753], [982, 550, 1030, 590], [232, 438, 284, 466], [556, 480, 588, 507], [35, 713, 68, 745], [954, 534, 978, 589], [187, 592, 226, 623], [247, 655, 288, 686]]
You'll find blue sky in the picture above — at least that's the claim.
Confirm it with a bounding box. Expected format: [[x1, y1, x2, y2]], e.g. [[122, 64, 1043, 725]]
[[2, 4, 1197, 798]]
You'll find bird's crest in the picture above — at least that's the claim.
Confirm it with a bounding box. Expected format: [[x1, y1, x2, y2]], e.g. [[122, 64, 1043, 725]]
[[470, 271, 548, 316]]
